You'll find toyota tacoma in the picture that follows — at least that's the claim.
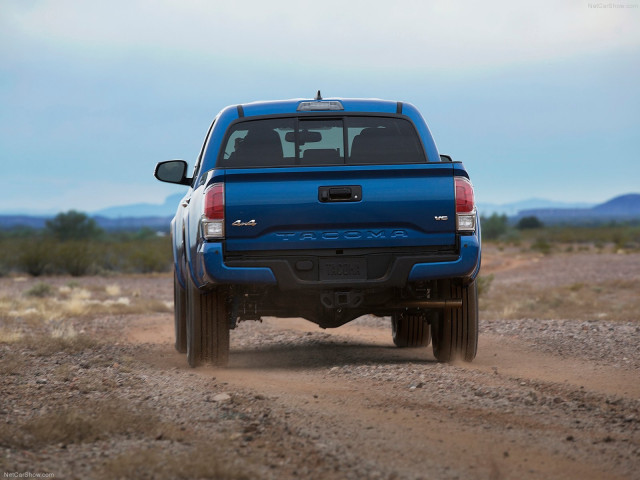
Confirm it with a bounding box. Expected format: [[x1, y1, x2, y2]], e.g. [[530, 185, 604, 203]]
[[154, 93, 481, 367]]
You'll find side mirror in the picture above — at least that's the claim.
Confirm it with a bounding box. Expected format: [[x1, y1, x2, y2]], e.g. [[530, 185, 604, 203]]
[[154, 160, 191, 185], [439, 154, 453, 162]]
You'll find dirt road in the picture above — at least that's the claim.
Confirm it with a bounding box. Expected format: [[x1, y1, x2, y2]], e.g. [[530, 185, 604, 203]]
[[1, 248, 639, 479], [126, 310, 639, 480]]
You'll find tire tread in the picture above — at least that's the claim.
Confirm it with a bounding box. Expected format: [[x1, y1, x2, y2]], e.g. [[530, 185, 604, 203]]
[[186, 280, 230, 367], [392, 313, 431, 348], [432, 280, 478, 362], [173, 272, 187, 353]]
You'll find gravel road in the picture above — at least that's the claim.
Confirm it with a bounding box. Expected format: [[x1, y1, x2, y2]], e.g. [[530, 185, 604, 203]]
[[1, 249, 639, 479]]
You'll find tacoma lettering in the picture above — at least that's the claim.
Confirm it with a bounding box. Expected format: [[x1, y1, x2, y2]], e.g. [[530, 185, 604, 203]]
[[274, 230, 407, 241]]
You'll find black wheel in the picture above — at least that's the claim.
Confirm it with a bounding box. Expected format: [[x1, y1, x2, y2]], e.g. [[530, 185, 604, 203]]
[[432, 279, 478, 362], [185, 278, 230, 367], [391, 312, 431, 347], [173, 272, 187, 353], [173, 271, 187, 353]]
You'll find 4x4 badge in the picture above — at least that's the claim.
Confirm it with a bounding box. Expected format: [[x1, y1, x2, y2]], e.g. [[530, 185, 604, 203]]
[[232, 219, 257, 227], [434, 216, 448, 221]]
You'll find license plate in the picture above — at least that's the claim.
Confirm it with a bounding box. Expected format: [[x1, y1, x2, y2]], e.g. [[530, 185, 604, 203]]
[[319, 258, 367, 281]]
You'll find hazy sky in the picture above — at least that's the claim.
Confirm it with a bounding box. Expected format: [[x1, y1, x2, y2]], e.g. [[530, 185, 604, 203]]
[[1, 0, 639, 214]]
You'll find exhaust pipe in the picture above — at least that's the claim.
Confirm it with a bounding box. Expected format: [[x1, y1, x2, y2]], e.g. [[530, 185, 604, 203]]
[[394, 299, 462, 309]]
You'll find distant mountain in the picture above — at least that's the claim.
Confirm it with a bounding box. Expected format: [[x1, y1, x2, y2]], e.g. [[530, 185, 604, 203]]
[[2, 193, 638, 231], [0, 215, 50, 230], [478, 198, 594, 217], [92, 216, 173, 231], [93, 193, 184, 218], [0, 214, 173, 232], [0, 193, 183, 231], [591, 194, 640, 215], [516, 193, 640, 223]]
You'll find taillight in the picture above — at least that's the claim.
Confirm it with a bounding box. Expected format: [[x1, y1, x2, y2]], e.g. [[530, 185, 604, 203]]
[[455, 177, 476, 232], [455, 177, 474, 213], [202, 183, 225, 239]]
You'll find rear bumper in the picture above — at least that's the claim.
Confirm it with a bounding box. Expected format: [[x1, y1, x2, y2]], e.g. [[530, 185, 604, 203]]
[[200, 243, 277, 285], [200, 235, 480, 288], [409, 235, 480, 283]]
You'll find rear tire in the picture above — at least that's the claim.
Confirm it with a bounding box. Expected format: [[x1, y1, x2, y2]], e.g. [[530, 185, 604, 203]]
[[173, 271, 187, 353], [186, 279, 230, 368], [432, 280, 478, 362], [391, 312, 431, 347]]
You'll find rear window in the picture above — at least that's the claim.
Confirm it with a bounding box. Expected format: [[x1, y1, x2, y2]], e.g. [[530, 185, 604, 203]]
[[218, 116, 426, 168]]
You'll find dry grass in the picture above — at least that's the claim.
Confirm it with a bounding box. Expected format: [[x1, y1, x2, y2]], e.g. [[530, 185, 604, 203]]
[[481, 277, 640, 322], [0, 350, 23, 375], [0, 398, 186, 450], [98, 445, 255, 480], [0, 278, 172, 364], [22, 332, 100, 356], [0, 326, 23, 343], [24, 281, 54, 297], [105, 283, 121, 296], [1, 303, 100, 355], [479, 245, 640, 322], [0, 281, 171, 329]]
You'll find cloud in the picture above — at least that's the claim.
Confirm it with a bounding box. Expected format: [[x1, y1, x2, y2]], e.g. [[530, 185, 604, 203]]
[[3, 0, 639, 73], [1, 1, 638, 210]]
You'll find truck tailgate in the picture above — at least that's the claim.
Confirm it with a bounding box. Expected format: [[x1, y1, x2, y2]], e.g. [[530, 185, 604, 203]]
[[223, 163, 456, 252]]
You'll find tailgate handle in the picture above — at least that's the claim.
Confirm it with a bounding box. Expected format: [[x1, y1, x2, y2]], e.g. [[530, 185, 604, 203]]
[[319, 185, 362, 202]]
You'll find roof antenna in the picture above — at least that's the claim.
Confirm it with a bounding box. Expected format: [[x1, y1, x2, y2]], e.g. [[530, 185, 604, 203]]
[[315, 90, 322, 100]]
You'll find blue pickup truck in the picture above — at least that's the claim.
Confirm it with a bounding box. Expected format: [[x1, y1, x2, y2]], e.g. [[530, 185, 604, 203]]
[[154, 94, 481, 367]]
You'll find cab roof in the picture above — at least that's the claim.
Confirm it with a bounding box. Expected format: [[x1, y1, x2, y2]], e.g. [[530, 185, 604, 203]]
[[233, 97, 405, 117]]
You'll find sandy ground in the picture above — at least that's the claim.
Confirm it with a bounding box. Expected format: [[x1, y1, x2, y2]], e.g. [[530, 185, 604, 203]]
[[127, 313, 639, 480], [1, 247, 639, 479]]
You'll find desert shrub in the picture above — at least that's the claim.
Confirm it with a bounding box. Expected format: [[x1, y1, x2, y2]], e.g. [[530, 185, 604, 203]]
[[480, 213, 509, 240], [0, 400, 166, 449], [95, 240, 126, 272], [16, 238, 54, 276], [24, 333, 99, 356], [531, 237, 552, 255], [54, 241, 95, 276], [99, 445, 254, 480], [517, 216, 544, 230], [45, 210, 102, 241], [24, 282, 53, 298], [524, 223, 640, 249], [132, 227, 158, 240], [476, 274, 494, 296], [128, 245, 171, 273], [121, 236, 172, 273], [568, 282, 585, 291], [94, 239, 168, 273], [0, 260, 8, 278], [0, 238, 13, 276], [3, 222, 172, 276], [501, 229, 522, 245]]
